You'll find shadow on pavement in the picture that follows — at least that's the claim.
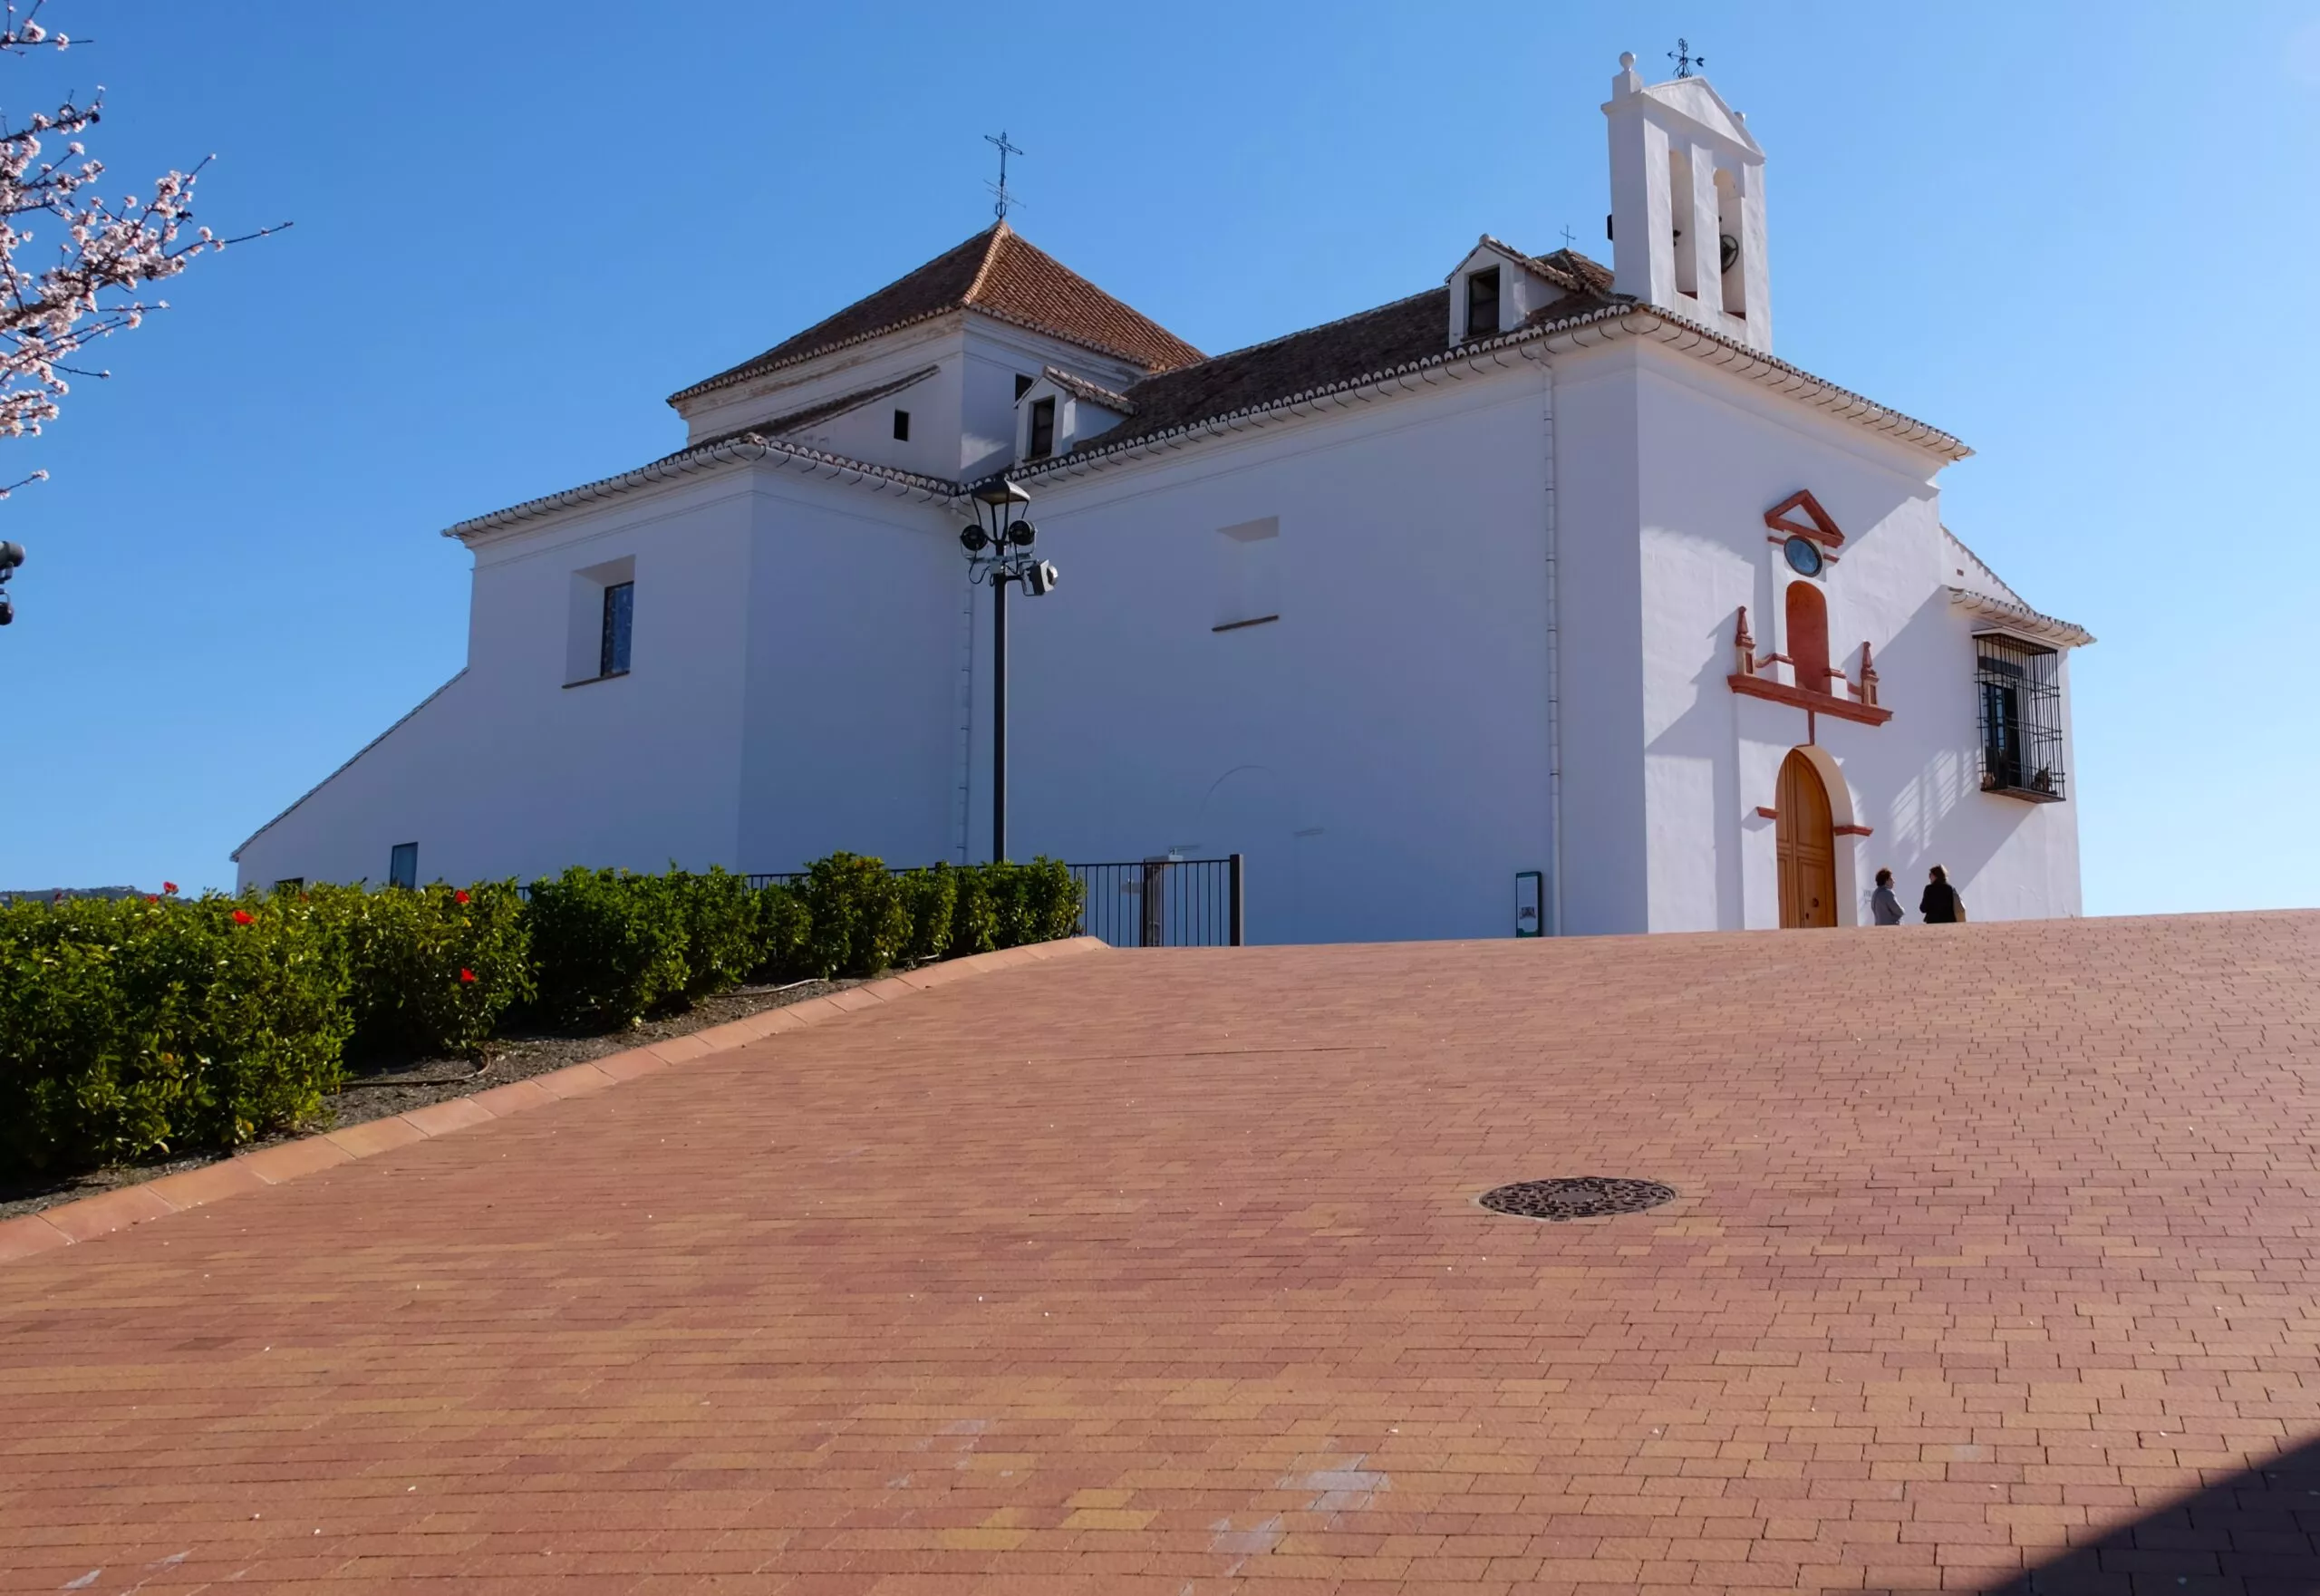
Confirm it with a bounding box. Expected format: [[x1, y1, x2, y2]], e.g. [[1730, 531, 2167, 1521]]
[[1980, 1433, 2320, 1594]]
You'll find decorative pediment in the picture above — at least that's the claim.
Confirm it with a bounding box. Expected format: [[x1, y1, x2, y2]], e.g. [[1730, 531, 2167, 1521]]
[[1637, 75, 1763, 157], [1764, 489, 1843, 548]]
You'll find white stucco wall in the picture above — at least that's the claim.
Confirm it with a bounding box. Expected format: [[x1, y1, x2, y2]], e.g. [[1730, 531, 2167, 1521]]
[[1585, 337, 2083, 932], [237, 470, 759, 889], [1550, 353, 1651, 935], [995, 369, 1557, 944], [237, 327, 2082, 942], [734, 479, 961, 873]]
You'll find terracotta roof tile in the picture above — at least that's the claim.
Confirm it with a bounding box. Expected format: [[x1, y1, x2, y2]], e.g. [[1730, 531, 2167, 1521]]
[[672, 225, 1203, 404], [683, 365, 941, 456], [1039, 365, 1137, 415], [1049, 247, 1624, 460]]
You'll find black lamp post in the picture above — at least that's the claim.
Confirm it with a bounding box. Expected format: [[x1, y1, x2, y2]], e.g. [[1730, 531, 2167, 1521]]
[[0, 540, 22, 626], [959, 481, 1058, 863]]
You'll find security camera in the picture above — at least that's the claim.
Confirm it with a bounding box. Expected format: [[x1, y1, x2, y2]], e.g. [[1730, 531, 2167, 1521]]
[[0, 541, 22, 569], [1026, 559, 1058, 596], [959, 525, 990, 554], [1005, 519, 1035, 547]]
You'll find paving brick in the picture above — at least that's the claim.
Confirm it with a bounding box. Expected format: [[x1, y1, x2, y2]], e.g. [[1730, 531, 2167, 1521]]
[[322, 1114, 429, 1158], [34, 1179, 179, 1241], [399, 1095, 500, 1137], [138, 1154, 277, 1213], [235, 1134, 358, 1184], [0, 1212, 72, 1261], [3, 914, 2317, 1595]]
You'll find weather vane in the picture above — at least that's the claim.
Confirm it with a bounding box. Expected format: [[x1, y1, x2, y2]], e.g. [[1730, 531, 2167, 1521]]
[[984, 130, 1023, 220], [1668, 38, 1705, 78]]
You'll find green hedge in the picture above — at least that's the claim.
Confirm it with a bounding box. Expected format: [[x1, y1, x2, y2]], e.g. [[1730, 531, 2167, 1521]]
[[1, 855, 1085, 1183], [0, 894, 353, 1177], [312, 880, 533, 1061]]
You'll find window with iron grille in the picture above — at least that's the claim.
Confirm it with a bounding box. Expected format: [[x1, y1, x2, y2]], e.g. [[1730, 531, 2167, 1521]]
[[1027, 396, 1056, 459], [600, 581, 633, 678], [388, 843, 418, 889], [1975, 634, 2065, 801]]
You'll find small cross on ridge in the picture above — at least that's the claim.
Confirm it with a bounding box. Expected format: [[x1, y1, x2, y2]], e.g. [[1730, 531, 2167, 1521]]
[[984, 131, 1023, 220]]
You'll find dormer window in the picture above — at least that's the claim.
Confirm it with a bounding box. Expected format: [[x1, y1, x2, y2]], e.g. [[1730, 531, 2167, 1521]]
[[1028, 396, 1056, 459], [1465, 267, 1502, 338]]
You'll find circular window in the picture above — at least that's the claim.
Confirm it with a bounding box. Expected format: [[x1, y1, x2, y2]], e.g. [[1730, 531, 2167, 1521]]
[[1783, 535, 1824, 577]]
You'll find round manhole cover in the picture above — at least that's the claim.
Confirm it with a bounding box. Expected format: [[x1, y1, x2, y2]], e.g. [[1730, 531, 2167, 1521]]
[[1477, 1176, 1677, 1221]]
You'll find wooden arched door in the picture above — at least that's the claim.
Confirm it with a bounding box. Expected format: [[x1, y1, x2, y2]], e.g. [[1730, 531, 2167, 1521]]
[[1775, 749, 1837, 928]]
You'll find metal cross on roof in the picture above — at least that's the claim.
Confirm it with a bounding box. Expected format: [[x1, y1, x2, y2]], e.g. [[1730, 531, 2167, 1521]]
[[984, 130, 1023, 220], [1560, 224, 1577, 249], [1668, 38, 1705, 78]]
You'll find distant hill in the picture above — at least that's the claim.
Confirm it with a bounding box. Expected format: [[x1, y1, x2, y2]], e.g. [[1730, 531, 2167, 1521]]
[[0, 885, 147, 906]]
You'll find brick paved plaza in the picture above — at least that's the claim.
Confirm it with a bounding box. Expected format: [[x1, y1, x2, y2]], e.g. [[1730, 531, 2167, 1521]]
[[6, 913, 2320, 1594]]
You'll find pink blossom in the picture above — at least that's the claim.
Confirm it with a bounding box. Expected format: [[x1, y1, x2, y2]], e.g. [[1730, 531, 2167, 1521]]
[[0, 34, 285, 472]]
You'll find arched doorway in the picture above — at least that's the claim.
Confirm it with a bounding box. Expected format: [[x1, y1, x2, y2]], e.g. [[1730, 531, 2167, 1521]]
[[1775, 748, 1837, 928]]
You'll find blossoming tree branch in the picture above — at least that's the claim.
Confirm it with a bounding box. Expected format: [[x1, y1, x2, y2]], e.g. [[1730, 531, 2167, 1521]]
[[0, 0, 284, 524]]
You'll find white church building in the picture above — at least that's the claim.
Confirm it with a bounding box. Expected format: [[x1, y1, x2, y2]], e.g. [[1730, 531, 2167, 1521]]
[[235, 58, 2092, 941]]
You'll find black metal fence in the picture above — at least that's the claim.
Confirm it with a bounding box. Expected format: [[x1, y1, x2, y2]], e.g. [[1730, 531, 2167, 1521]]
[[1072, 856, 1242, 948], [745, 856, 1245, 948]]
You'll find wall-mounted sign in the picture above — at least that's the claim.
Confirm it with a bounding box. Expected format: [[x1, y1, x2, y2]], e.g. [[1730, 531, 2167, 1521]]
[[1515, 870, 1543, 937]]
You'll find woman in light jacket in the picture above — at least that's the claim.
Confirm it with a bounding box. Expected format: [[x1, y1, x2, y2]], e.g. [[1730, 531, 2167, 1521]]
[[1870, 868, 1904, 925]]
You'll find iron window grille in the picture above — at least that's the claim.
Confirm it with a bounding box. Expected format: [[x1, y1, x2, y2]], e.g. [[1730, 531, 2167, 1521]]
[[388, 842, 418, 889], [600, 581, 633, 678], [1974, 633, 2065, 802], [1027, 397, 1056, 459]]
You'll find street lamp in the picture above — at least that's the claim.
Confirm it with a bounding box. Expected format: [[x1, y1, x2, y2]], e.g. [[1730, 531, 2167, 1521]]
[[0, 541, 23, 627], [960, 481, 1059, 862]]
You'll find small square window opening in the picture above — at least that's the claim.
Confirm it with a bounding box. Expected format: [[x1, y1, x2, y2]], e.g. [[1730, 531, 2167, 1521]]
[[388, 843, 418, 890], [892, 409, 910, 441], [600, 581, 633, 678], [1014, 373, 1036, 401], [1028, 397, 1056, 459]]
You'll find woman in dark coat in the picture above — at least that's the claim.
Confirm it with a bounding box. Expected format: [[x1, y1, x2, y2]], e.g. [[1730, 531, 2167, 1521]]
[[1920, 864, 1964, 924]]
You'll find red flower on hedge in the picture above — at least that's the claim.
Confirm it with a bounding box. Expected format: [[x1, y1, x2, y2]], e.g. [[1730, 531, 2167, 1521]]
[[231, 908, 254, 925], [146, 895, 159, 903], [453, 889, 469, 905], [162, 881, 178, 895], [459, 968, 477, 983]]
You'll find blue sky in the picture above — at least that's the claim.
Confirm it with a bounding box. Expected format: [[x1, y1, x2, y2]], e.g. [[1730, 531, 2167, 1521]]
[[4, 2, 2315, 916]]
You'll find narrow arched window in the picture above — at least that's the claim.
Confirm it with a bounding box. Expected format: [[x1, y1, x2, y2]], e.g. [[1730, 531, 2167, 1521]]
[[1786, 580, 1830, 696]]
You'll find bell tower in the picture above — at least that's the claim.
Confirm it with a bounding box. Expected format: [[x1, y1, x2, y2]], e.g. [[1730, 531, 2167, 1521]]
[[1603, 52, 1772, 353]]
